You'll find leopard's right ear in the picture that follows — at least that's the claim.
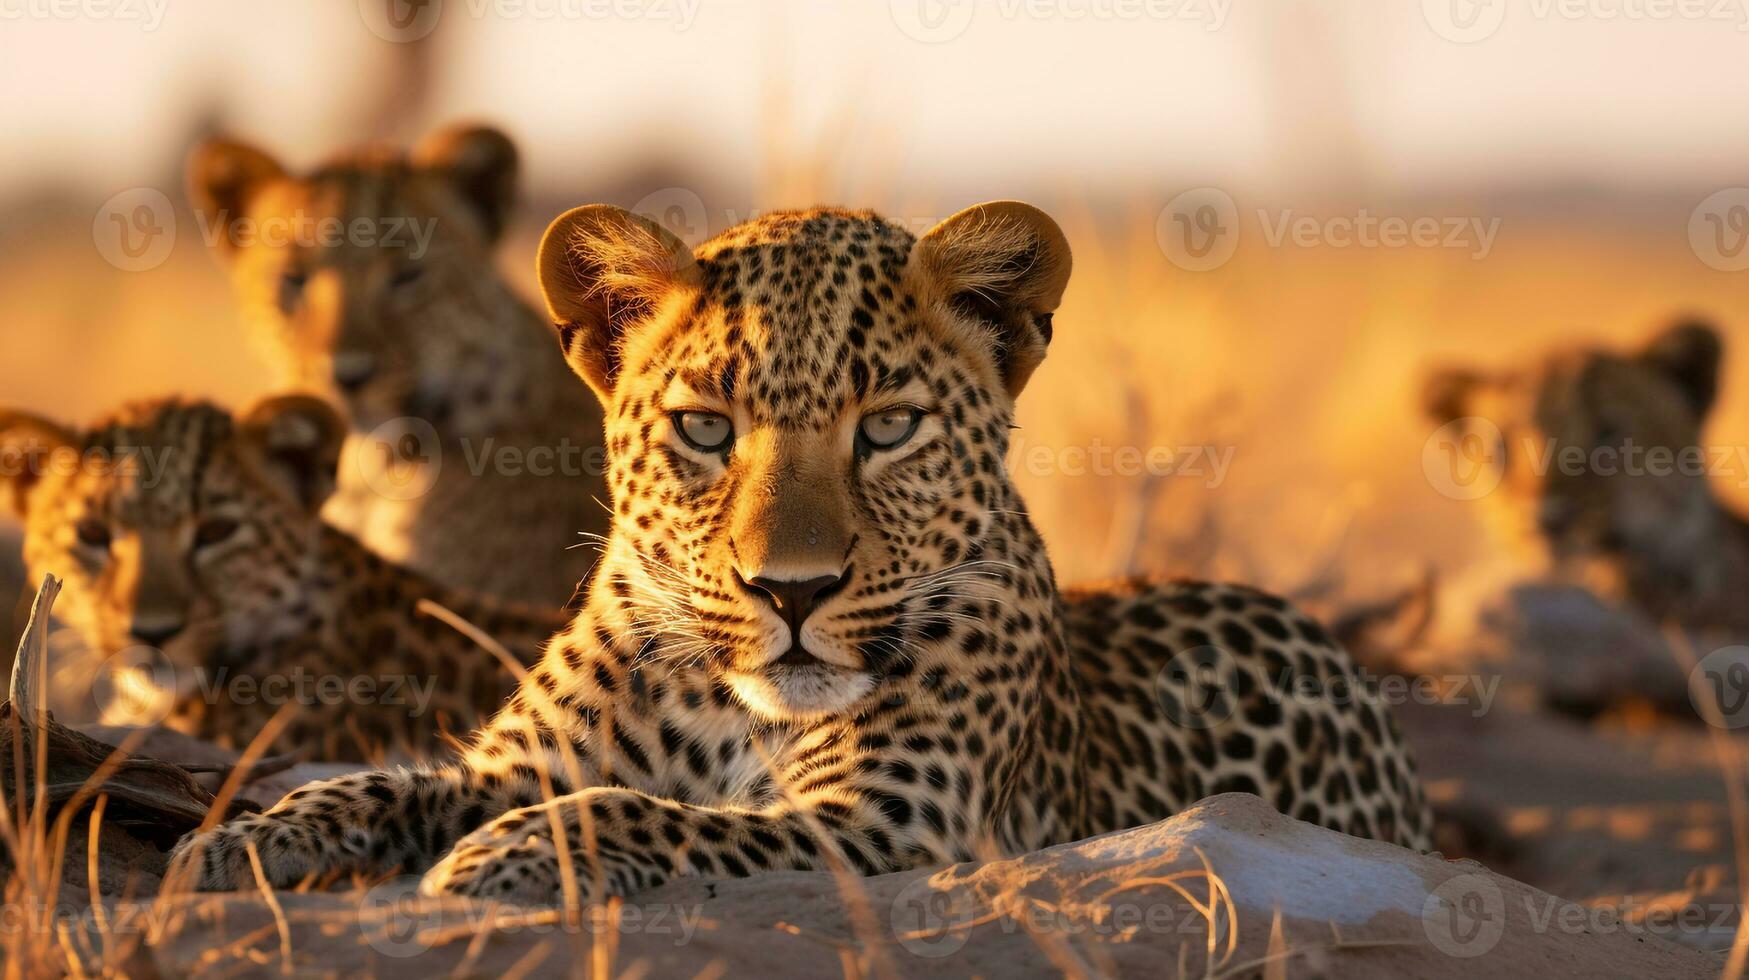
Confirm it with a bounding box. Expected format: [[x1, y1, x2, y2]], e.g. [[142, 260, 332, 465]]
[[537, 204, 697, 403], [0, 410, 75, 519], [186, 137, 286, 255], [1421, 367, 1486, 426], [236, 395, 347, 513]]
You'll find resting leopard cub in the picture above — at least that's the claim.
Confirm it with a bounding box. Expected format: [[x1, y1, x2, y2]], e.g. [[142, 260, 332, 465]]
[[189, 124, 607, 607], [174, 203, 1431, 902], [1426, 319, 1749, 638], [0, 396, 562, 760]]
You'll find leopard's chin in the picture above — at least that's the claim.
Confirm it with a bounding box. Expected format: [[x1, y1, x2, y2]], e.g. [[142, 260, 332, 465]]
[[725, 662, 874, 721]]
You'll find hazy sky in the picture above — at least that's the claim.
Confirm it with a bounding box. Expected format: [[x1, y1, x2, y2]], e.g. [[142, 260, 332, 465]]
[[3, 0, 1747, 198]]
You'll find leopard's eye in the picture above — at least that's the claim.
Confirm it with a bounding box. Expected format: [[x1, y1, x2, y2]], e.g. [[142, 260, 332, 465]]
[[673, 411, 733, 454], [859, 408, 924, 450], [279, 270, 308, 305], [74, 519, 111, 550], [194, 517, 242, 549], [390, 264, 424, 289]]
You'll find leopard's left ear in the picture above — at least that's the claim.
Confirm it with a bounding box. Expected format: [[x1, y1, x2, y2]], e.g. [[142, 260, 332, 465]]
[[537, 204, 697, 403], [236, 395, 347, 513], [913, 201, 1072, 399], [413, 123, 520, 243], [1640, 318, 1723, 419], [0, 410, 75, 519]]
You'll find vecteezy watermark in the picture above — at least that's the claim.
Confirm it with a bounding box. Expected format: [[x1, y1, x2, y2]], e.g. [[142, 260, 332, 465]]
[[889, 874, 1233, 960], [1690, 645, 1749, 728], [1257, 209, 1500, 260], [890, 0, 1229, 43], [1424, 0, 1749, 43], [1690, 189, 1749, 272], [93, 188, 176, 273], [352, 417, 608, 501], [355, 417, 444, 501], [357, 878, 705, 957], [357, 0, 701, 42], [1157, 191, 1502, 271], [1156, 649, 1502, 728], [1422, 873, 1507, 957], [1422, 416, 1506, 501], [1423, 875, 1746, 957], [890, 876, 979, 958], [1422, 417, 1749, 501], [0, 0, 170, 29], [1005, 434, 1234, 486], [630, 188, 712, 247], [0, 441, 174, 490], [624, 191, 964, 248], [91, 644, 181, 726], [92, 649, 441, 720], [194, 208, 439, 257], [1154, 645, 1240, 729], [1157, 188, 1241, 273]]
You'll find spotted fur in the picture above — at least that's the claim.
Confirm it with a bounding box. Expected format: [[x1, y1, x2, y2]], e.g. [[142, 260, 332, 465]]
[[173, 203, 1431, 902], [0, 396, 562, 760], [188, 125, 607, 606]]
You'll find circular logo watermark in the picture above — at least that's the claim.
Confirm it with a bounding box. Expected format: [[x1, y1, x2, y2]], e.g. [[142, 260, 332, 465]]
[[630, 187, 711, 247], [1422, 0, 1507, 43], [1157, 188, 1239, 272], [1422, 416, 1504, 501], [355, 416, 443, 501], [1690, 646, 1749, 729], [93, 188, 176, 273], [1422, 873, 1505, 958], [358, 877, 437, 957], [890, 876, 978, 958], [1154, 645, 1239, 730], [889, 0, 975, 42], [358, 0, 443, 42], [90, 644, 180, 726], [1689, 189, 1749, 273]]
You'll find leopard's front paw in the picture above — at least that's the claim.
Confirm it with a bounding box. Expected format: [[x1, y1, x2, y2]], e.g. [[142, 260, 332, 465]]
[[169, 816, 318, 892], [418, 828, 583, 905]]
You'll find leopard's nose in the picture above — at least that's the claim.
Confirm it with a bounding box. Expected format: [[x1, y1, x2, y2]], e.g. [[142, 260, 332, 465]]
[[740, 570, 851, 634], [128, 614, 186, 646], [333, 353, 377, 393]]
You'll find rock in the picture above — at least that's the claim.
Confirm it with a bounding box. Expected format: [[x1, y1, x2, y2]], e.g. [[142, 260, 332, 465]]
[[1505, 583, 1695, 720], [102, 794, 1713, 978]]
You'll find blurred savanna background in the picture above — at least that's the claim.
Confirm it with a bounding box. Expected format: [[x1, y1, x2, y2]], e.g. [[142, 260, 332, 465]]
[[4, 0, 1749, 954], [5, 1, 1749, 601]]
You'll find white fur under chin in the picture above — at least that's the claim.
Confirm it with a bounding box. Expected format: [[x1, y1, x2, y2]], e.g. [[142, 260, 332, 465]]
[[727, 664, 875, 721]]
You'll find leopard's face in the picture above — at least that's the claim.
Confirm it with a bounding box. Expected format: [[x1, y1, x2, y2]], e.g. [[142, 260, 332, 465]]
[[0, 398, 344, 683], [190, 126, 531, 436], [543, 205, 1070, 722], [1425, 320, 1723, 574]]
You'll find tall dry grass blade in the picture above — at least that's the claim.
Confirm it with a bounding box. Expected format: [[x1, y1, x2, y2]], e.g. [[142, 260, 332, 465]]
[[417, 598, 534, 685], [84, 795, 117, 974], [1263, 908, 1287, 980], [1662, 626, 1749, 979], [244, 838, 293, 974]]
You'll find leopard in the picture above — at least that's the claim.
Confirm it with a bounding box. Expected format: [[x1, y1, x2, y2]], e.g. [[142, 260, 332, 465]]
[[1424, 318, 1749, 640], [172, 202, 1432, 905], [0, 395, 564, 761], [188, 124, 607, 608]]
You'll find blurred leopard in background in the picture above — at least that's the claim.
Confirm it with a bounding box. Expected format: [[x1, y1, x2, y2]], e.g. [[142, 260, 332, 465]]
[[189, 124, 607, 608], [1425, 318, 1749, 640], [0, 395, 562, 760]]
